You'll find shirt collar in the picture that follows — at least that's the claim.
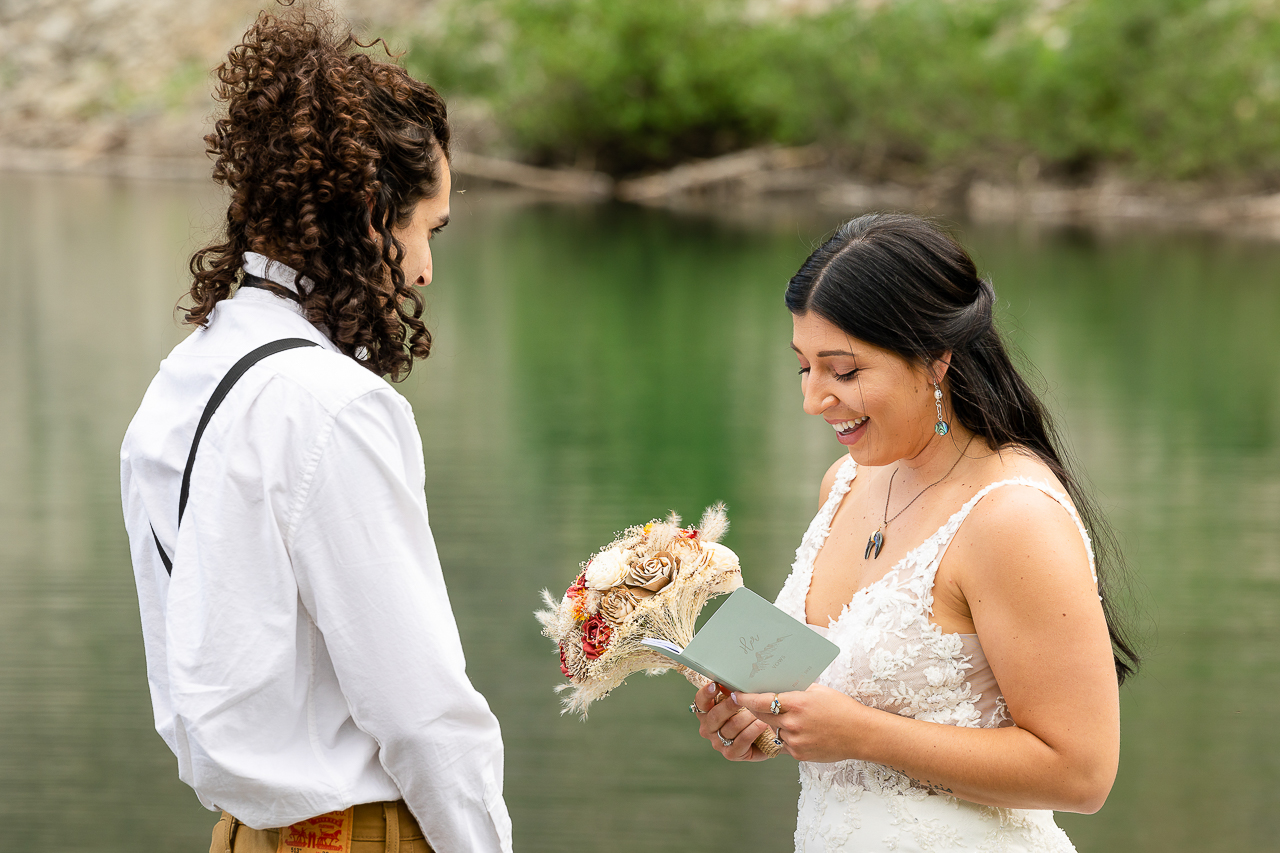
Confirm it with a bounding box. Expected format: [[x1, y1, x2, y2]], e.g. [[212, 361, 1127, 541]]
[[243, 252, 315, 295], [234, 253, 352, 355]]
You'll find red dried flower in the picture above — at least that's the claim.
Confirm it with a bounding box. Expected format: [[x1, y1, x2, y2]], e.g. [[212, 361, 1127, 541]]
[[580, 614, 613, 660]]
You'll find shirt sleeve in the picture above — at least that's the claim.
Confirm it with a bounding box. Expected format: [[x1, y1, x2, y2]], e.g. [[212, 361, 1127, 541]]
[[286, 387, 513, 853]]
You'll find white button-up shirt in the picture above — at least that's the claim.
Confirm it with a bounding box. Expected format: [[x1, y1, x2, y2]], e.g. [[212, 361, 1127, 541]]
[[120, 282, 512, 852]]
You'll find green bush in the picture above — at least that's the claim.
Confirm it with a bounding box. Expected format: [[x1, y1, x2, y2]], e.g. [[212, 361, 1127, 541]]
[[1003, 0, 1280, 179], [406, 0, 1280, 182], [408, 0, 791, 173]]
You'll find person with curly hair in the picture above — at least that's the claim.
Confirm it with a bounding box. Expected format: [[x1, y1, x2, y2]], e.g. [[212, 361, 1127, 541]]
[[119, 5, 511, 852]]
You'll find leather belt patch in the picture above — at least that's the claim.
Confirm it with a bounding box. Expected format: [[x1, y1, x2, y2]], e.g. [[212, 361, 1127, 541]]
[[276, 808, 354, 853]]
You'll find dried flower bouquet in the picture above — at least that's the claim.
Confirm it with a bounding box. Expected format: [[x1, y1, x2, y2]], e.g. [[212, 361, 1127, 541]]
[[535, 503, 782, 757]]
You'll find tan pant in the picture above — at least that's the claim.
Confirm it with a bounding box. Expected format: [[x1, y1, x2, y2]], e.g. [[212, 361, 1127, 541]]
[[210, 801, 434, 853]]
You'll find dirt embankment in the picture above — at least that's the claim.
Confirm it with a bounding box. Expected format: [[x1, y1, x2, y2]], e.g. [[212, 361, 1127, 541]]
[[0, 0, 428, 175], [8, 0, 1280, 239]]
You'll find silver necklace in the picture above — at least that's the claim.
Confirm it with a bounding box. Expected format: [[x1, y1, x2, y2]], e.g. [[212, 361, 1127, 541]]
[[865, 436, 975, 560]]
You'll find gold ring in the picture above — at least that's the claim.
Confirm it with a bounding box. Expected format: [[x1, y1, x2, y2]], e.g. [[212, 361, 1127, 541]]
[[689, 703, 705, 715], [770, 695, 783, 715]]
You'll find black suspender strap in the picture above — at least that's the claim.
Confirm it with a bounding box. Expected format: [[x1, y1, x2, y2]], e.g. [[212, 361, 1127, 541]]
[[239, 273, 303, 303], [152, 526, 173, 576], [151, 338, 320, 575]]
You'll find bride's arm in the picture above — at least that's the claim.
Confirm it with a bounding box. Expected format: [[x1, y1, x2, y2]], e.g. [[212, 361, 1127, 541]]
[[736, 484, 1121, 814]]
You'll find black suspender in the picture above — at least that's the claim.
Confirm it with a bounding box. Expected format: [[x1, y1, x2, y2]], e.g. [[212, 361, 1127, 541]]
[[239, 273, 303, 303], [150, 338, 320, 575]]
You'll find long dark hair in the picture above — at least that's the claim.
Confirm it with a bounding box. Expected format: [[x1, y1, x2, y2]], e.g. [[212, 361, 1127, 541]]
[[184, 2, 450, 381], [785, 213, 1139, 684]]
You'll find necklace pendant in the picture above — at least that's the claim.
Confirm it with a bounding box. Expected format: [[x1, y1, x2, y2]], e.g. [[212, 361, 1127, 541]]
[[865, 529, 885, 560]]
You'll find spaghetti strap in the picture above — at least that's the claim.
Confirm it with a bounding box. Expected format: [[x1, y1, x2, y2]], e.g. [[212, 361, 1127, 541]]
[[931, 478, 1098, 584], [807, 456, 858, 556], [773, 456, 857, 618]]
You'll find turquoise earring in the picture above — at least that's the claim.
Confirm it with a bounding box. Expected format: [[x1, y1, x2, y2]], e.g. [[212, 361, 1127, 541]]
[[933, 381, 950, 436]]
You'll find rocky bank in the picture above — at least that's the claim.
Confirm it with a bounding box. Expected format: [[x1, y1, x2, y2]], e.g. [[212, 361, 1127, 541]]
[[0, 0, 433, 167]]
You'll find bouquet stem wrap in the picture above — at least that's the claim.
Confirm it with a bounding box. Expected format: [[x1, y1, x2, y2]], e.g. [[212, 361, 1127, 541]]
[[677, 667, 784, 758]]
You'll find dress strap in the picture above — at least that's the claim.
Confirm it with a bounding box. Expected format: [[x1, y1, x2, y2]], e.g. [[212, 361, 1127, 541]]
[[930, 478, 1097, 584], [827, 456, 859, 505], [774, 456, 858, 619], [802, 456, 858, 552]]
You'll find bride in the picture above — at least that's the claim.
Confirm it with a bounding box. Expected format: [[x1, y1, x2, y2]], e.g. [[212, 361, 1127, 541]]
[[691, 214, 1138, 852]]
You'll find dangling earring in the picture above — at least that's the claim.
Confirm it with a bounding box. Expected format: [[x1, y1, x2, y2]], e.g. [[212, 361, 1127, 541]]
[[933, 380, 950, 436]]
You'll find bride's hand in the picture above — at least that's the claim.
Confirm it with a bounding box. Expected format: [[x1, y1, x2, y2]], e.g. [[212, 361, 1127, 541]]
[[735, 683, 869, 763], [691, 681, 774, 762]]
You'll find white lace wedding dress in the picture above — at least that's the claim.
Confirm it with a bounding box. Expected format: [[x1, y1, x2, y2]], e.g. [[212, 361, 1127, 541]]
[[774, 457, 1096, 853]]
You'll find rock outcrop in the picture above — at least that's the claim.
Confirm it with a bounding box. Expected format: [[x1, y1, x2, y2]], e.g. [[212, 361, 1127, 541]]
[[0, 0, 434, 164]]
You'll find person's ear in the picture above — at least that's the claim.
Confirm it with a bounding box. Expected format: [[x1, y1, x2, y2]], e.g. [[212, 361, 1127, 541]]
[[929, 352, 953, 384]]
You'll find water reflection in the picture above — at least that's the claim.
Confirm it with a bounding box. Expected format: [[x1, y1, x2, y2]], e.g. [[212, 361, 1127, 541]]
[[0, 172, 1275, 852]]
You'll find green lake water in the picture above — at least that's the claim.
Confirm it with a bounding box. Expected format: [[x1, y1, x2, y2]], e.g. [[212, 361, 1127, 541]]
[[0, 171, 1276, 851]]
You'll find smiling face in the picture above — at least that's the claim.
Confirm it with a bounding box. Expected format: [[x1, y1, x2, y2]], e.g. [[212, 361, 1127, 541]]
[[390, 159, 451, 289], [791, 311, 944, 467]]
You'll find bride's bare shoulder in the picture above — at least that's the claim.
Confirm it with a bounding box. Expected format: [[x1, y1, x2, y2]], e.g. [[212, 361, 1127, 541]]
[[958, 445, 1085, 561], [984, 444, 1065, 488]]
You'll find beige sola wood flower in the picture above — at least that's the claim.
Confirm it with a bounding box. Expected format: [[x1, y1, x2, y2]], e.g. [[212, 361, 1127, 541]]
[[536, 503, 782, 757]]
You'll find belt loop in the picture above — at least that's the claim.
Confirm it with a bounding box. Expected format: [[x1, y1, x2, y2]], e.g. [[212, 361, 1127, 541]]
[[383, 802, 400, 853]]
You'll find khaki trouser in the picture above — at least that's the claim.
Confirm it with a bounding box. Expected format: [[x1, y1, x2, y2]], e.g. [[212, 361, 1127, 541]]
[[210, 801, 434, 853]]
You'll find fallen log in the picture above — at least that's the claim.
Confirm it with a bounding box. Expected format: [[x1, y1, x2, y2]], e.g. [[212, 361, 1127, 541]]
[[451, 151, 613, 199], [616, 145, 825, 202]]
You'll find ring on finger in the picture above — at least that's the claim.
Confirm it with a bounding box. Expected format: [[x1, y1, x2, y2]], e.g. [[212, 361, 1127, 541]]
[[716, 730, 734, 747], [689, 703, 705, 715], [773, 728, 785, 746], [770, 695, 783, 715]]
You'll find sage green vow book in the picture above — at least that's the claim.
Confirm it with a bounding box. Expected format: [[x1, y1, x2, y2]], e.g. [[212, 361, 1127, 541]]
[[641, 587, 840, 694]]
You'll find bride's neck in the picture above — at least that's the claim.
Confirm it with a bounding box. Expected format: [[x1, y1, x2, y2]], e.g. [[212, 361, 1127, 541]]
[[896, 427, 979, 486]]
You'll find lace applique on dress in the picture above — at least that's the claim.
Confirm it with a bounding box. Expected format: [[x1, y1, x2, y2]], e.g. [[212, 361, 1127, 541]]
[[776, 458, 1088, 853]]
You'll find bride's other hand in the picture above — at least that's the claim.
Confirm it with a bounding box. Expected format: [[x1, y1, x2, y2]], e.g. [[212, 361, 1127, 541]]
[[735, 684, 871, 763], [692, 682, 774, 762]]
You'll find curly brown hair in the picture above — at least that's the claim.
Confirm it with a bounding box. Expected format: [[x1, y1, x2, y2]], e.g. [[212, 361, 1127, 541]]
[[185, 2, 450, 381]]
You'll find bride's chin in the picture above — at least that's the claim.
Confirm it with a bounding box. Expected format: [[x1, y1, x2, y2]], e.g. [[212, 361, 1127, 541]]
[[846, 442, 899, 469], [845, 445, 875, 466]]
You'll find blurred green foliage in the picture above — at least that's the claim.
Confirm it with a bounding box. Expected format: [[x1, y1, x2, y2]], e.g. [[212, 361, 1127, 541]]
[[406, 0, 1280, 181]]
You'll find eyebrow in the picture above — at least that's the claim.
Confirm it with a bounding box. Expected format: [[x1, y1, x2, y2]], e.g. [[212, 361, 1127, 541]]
[[789, 343, 859, 357]]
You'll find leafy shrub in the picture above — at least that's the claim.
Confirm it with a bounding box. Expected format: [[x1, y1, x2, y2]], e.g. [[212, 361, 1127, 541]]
[[406, 0, 1280, 182], [408, 0, 793, 173]]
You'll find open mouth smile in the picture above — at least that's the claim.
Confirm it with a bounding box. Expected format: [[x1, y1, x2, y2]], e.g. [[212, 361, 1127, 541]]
[[830, 416, 868, 436]]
